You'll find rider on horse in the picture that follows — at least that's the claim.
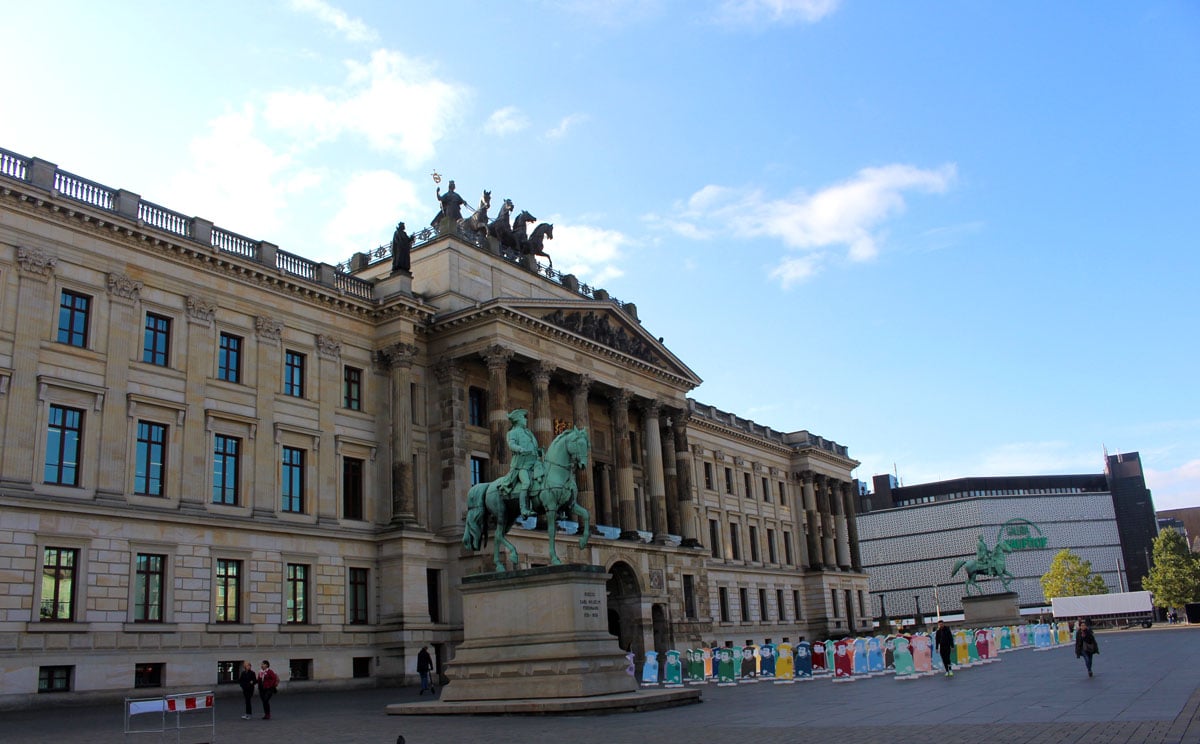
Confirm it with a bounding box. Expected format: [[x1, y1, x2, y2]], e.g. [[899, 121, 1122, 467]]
[[497, 409, 541, 517]]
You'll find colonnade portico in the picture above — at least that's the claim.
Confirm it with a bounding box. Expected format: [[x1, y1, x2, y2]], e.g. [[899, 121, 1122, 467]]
[[445, 342, 699, 544], [794, 470, 863, 572]]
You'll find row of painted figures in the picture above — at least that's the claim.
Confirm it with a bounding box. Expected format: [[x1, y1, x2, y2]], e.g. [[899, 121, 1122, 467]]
[[390, 181, 554, 274], [640, 622, 1071, 686]]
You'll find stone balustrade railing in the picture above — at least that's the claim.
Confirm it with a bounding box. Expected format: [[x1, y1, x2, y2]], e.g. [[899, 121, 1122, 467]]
[[0, 146, 627, 312]]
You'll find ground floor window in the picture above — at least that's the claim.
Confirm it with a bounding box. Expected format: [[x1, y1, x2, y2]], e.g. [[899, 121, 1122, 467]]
[[134, 663, 164, 688], [352, 657, 372, 678], [38, 666, 72, 693], [289, 658, 312, 681]]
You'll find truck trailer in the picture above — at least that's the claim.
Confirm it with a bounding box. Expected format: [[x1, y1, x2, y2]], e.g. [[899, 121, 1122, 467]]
[[1050, 591, 1154, 629]]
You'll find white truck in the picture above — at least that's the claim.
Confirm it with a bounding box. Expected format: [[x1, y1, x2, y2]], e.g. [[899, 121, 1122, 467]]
[[1050, 590, 1154, 629]]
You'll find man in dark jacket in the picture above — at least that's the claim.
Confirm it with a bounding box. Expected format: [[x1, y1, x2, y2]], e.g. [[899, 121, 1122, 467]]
[[934, 620, 955, 677], [417, 646, 435, 695], [1074, 619, 1099, 677]]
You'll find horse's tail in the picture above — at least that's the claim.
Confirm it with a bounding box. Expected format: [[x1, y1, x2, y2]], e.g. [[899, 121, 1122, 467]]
[[463, 482, 488, 551], [950, 559, 965, 577]]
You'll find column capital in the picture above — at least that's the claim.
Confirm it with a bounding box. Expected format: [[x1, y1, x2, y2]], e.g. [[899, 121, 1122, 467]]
[[637, 398, 662, 419], [482, 344, 514, 370], [671, 408, 692, 432], [609, 388, 632, 409], [255, 315, 283, 342], [572, 372, 593, 393], [185, 296, 217, 325], [527, 360, 554, 385], [107, 272, 143, 303], [379, 341, 418, 368], [16, 246, 57, 279], [316, 334, 342, 361]]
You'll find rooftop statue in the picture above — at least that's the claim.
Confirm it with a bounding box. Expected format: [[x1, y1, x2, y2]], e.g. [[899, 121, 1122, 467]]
[[462, 411, 592, 572], [390, 221, 412, 273], [488, 197, 514, 245], [951, 534, 1015, 595], [431, 179, 468, 228], [463, 190, 491, 236], [524, 222, 554, 267]]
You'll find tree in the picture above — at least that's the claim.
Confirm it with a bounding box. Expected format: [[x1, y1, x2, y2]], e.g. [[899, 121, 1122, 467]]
[[1142, 528, 1200, 609], [1040, 549, 1108, 600]]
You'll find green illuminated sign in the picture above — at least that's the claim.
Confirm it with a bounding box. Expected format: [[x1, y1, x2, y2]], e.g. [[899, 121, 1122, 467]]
[[996, 518, 1047, 551]]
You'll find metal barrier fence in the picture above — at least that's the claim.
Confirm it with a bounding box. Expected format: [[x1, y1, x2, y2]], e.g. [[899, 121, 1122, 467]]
[[125, 690, 215, 743]]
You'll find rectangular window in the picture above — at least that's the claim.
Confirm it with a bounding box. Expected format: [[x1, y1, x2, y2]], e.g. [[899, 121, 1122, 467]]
[[289, 659, 311, 681], [744, 472, 752, 498], [134, 553, 166, 623], [629, 431, 640, 465], [217, 660, 239, 685], [343, 366, 362, 410], [212, 435, 240, 505], [683, 574, 697, 620], [286, 564, 309, 624], [708, 519, 721, 559], [470, 456, 486, 486], [40, 547, 78, 621], [45, 405, 83, 486], [830, 589, 839, 618], [762, 477, 770, 502], [778, 482, 787, 506], [134, 663, 164, 689], [284, 350, 306, 397], [703, 462, 714, 490], [759, 588, 769, 621], [729, 524, 741, 560], [858, 590, 866, 617], [777, 589, 786, 621], [342, 457, 364, 520], [793, 590, 803, 620], [718, 587, 730, 623], [724, 468, 733, 493], [142, 312, 171, 366], [38, 666, 72, 693], [349, 567, 369, 625], [134, 421, 167, 496], [282, 446, 305, 513], [749, 526, 760, 562], [57, 289, 91, 347], [783, 531, 794, 565], [427, 568, 442, 623], [468, 387, 487, 427], [739, 588, 750, 622], [353, 657, 372, 678], [218, 333, 243, 383], [767, 528, 777, 564], [215, 559, 241, 623]]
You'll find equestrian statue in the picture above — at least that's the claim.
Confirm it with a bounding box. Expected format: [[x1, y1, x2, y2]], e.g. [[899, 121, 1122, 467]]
[[950, 535, 1015, 595], [462, 410, 592, 572]]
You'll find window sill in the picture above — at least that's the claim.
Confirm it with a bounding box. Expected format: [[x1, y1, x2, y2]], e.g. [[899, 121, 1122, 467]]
[[207, 623, 253, 632], [123, 623, 178, 632], [26, 622, 88, 632], [278, 623, 316, 632]]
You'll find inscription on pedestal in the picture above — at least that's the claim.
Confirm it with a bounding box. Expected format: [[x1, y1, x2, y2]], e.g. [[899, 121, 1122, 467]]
[[580, 590, 602, 620]]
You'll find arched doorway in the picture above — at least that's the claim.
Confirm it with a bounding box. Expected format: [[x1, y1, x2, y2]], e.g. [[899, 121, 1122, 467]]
[[606, 561, 644, 668]]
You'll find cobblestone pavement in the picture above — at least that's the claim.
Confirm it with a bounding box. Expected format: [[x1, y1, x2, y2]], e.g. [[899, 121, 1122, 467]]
[[3, 627, 1198, 744]]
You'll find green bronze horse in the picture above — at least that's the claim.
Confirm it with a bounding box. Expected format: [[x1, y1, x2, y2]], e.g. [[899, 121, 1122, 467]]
[[951, 541, 1015, 595], [462, 427, 592, 572]]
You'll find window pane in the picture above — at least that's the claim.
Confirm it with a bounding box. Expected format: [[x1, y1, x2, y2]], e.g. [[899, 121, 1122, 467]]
[[45, 405, 82, 486], [212, 435, 240, 505], [135, 421, 167, 496]]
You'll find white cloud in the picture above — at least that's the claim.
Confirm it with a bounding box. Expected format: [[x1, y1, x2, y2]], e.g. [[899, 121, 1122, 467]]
[[543, 221, 629, 287], [288, 0, 379, 43], [546, 113, 588, 140], [485, 106, 530, 136], [321, 170, 425, 258], [659, 163, 956, 287], [1146, 459, 1200, 511], [713, 0, 842, 25], [263, 49, 467, 166], [164, 105, 323, 240]]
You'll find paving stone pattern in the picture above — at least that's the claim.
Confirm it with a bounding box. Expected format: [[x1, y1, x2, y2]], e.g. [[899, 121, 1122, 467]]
[[3, 627, 1199, 744]]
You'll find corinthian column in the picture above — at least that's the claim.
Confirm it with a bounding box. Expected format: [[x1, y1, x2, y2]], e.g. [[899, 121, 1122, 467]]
[[611, 390, 637, 538], [640, 400, 669, 544], [672, 411, 700, 546], [834, 478, 851, 570], [844, 482, 864, 571], [802, 473, 821, 570], [482, 344, 513, 474], [528, 360, 553, 450], [571, 374, 595, 516], [382, 342, 418, 525]]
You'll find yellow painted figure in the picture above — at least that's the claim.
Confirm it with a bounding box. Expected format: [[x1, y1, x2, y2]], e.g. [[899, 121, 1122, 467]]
[[776, 643, 794, 680], [954, 630, 970, 665]]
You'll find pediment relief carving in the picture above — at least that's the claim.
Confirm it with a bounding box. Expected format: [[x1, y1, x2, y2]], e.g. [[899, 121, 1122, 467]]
[[540, 308, 660, 365]]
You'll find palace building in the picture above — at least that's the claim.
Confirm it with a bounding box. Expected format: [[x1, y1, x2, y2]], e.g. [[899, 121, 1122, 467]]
[[0, 147, 868, 707]]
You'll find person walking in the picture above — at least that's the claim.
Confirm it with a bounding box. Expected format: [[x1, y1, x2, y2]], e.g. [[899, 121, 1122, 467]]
[[237, 660, 257, 719], [934, 620, 955, 677], [417, 645, 436, 695], [258, 659, 279, 719], [1074, 619, 1099, 677]]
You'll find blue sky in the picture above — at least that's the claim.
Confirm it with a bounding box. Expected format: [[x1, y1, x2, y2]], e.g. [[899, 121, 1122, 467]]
[[3, 1, 1197, 509]]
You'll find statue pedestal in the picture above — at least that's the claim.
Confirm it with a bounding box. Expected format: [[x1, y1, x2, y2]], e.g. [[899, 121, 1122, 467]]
[[439, 564, 638, 702], [962, 592, 1021, 627], [374, 270, 411, 299]]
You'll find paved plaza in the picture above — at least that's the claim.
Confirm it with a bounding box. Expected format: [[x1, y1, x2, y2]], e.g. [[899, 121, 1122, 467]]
[[3, 627, 1198, 744]]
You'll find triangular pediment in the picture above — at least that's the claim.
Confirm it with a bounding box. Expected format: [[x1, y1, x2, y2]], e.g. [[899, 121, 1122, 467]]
[[432, 298, 702, 388]]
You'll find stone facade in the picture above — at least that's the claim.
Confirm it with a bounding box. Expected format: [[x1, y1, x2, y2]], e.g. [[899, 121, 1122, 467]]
[[0, 149, 868, 708]]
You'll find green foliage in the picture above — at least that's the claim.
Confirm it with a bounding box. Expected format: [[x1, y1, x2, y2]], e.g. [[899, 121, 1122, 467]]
[[1143, 528, 1200, 609], [1040, 548, 1109, 601]]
